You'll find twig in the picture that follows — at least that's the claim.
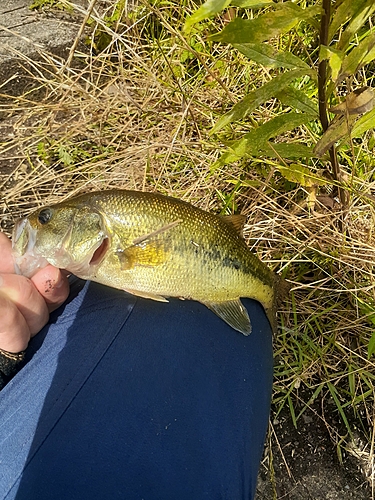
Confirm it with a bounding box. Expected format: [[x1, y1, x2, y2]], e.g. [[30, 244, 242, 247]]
[[59, 0, 98, 74]]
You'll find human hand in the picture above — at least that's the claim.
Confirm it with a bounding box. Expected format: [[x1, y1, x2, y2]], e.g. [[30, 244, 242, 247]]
[[0, 232, 70, 353]]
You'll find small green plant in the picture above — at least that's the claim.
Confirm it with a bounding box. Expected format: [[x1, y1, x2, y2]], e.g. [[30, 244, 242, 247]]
[[183, 0, 375, 462], [30, 0, 71, 11], [184, 0, 375, 213]]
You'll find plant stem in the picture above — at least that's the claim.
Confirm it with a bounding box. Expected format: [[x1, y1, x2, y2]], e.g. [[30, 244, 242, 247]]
[[318, 0, 330, 132], [318, 0, 347, 214]]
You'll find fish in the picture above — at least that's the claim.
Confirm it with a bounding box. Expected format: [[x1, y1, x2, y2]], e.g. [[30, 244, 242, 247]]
[[12, 189, 286, 335]]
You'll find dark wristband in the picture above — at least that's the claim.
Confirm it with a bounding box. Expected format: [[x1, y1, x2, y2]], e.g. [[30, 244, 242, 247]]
[[0, 348, 25, 390]]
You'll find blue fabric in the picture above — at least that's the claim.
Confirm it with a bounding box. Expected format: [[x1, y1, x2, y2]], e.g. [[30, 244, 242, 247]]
[[0, 279, 273, 500]]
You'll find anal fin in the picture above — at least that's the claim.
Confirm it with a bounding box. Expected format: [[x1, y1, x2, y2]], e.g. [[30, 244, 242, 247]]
[[202, 298, 251, 336]]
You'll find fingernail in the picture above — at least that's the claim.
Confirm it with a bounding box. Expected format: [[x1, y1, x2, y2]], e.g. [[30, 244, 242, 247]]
[[46, 269, 65, 292], [53, 276, 66, 289], [55, 268, 67, 288]]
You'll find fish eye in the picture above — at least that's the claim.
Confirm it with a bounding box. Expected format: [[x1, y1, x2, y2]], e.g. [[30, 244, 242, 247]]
[[38, 208, 53, 225]]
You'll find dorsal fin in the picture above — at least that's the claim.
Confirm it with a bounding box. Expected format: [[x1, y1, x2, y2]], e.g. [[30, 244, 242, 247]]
[[219, 215, 246, 237]]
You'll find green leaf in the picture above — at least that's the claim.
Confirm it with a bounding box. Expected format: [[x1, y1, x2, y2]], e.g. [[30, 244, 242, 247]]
[[348, 366, 355, 397], [356, 293, 375, 360], [338, 33, 375, 84], [319, 45, 344, 82], [211, 3, 321, 44], [264, 143, 314, 159], [335, 0, 375, 52], [287, 394, 297, 428], [277, 163, 325, 187], [352, 107, 375, 137], [276, 86, 318, 115], [368, 330, 375, 359], [329, 0, 369, 43], [313, 115, 356, 157], [212, 69, 310, 134], [217, 112, 315, 164], [184, 0, 231, 32], [230, 0, 274, 7], [58, 145, 74, 166], [327, 382, 353, 438], [234, 43, 310, 69], [211, 17, 295, 45]]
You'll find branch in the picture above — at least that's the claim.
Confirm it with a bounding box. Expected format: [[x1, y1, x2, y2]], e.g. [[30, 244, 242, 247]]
[[318, 0, 347, 214], [318, 0, 330, 132]]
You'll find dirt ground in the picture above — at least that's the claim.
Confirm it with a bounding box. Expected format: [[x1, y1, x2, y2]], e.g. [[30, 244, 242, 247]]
[[255, 402, 371, 499], [0, 2, 373, 498]]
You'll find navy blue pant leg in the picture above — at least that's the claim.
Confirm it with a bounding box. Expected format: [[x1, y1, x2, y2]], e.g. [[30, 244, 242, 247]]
[[0, 279, 273, 500]]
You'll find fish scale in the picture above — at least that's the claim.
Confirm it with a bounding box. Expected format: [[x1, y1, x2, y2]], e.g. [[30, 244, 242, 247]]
[[92, 192, 270, 297], [12, 189, 285, 335]]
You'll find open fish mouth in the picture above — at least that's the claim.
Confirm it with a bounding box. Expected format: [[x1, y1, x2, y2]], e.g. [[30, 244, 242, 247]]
[[12, 217, 110, 278], [12, 218, 49, 278]]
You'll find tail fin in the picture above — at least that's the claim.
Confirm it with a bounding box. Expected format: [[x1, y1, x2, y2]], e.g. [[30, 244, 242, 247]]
[[265, 275, 291, 334]]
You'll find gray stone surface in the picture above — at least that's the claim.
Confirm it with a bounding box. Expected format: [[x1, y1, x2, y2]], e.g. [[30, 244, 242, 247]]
[[0, 0, 83, 96]]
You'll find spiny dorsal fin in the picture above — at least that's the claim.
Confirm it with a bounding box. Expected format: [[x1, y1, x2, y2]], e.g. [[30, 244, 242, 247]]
[[219, 215, 246, 237]]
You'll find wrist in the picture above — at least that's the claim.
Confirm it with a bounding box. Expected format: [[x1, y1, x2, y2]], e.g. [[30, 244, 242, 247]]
[[0, 347, 25, 390]]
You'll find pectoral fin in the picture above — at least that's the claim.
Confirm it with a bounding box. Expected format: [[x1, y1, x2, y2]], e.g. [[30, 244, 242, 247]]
[[117, 242, 166, 270], [203, 298, 251, 335], [116, 219, 182, 270], [132, 219, 182, 246]]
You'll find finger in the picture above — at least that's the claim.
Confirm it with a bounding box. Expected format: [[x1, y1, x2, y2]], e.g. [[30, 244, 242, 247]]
[[0, 232, 70, 310], [31, 265, 70, 313], [0, 233, 15, 274], [0, 273, 49, 337], [0, 293, 31, 353]]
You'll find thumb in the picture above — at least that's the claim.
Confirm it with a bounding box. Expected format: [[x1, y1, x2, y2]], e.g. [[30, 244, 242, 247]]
[[31, 265, 70, 313]]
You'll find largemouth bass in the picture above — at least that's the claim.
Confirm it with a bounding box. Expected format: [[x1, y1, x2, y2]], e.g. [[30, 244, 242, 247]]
[[12, 189, 285, 334]]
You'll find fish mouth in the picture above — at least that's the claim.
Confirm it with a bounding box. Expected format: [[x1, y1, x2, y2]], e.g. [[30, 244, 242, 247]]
[[12, 218, 49, 278], [12, 217, 110, 279]]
